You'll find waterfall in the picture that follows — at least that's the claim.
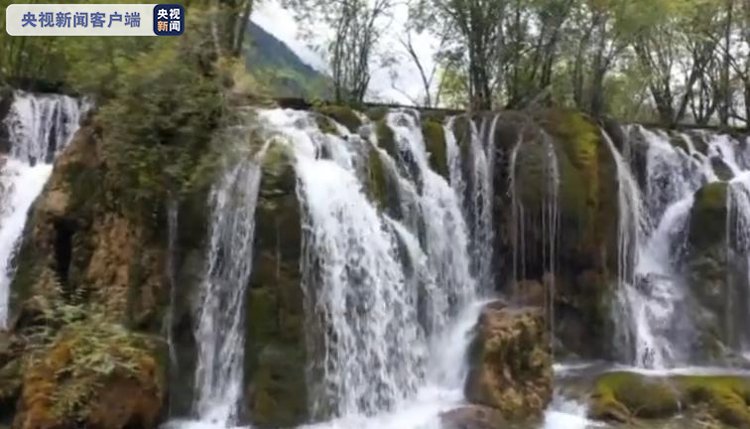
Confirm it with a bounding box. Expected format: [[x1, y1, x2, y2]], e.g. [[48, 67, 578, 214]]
[[602, 130, 650, 365], [385, 111, 476, 318], [727, 173, 750, 350], [0, 91, 83, 328], [192, 149, 266, 425], [608, 124, 750, 368], [257, 108, 481, 427], [453, 115, 497, 291], [506, 131, 560, 334]]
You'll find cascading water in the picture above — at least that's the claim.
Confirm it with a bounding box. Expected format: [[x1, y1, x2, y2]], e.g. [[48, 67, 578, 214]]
[[192, 149, 266, 425], [256, 108, 483, 429], [726, 173, 750, 350], [612, 126, 701, 368], [608, 124, 750, 368], [0, 91, 83, 328], [385, 111, 476, 319], [446, 115, 496, 291]]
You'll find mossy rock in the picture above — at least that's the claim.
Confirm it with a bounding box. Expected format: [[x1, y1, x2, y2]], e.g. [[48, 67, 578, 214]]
[[530, 109, 618, 358], [366, 148, 389, 210], [589, 371, 750, 428], [14, 321, 165, 429], [689, 182, 728, 250], [315, 105, 363, 133], [365, 107, 388, 122], [422, 119, 449, 179], [314, 114, 339, 135], [451, 115, 473, 164], [375, 119, 398, 161], [244, 143, 308, 427], [711, 157, 735, 181], [589, 372, 680, 422], [669, 133, 690, 153], [249, 344, 308, 428], [464, 302, 552, 420]]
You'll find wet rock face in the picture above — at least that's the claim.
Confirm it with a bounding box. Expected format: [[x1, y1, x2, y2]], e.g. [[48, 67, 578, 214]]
[[244, 142, 308, 428], [440, 405, 509, 429], [464, 301, 552, 421], [683, 181, 739, 359], [9, 126, 168, 330], [488, 109, 619, 359]]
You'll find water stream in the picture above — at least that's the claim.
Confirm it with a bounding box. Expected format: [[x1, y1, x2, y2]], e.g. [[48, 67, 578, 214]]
[[192, 149, 266, 425], [0, 91, 83, 328]]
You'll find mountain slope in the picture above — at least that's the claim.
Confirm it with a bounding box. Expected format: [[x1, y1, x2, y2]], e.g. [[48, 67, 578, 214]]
[[244, 22, 331, 99]]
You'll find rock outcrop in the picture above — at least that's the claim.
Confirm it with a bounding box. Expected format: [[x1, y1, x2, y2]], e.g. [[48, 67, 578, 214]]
[[244, 142, 308, 427], [13, 320, 165, 429], [454, 109, 619, 359], [464, 301, 552, 421], [589, 371, 750, 428], [9, 125, 168, 330]]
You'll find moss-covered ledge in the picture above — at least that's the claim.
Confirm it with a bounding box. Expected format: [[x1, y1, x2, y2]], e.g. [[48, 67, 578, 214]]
[[589, 371, 750, 428]]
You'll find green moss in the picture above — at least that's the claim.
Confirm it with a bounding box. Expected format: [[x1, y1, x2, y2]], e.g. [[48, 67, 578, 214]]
[[365, 107, 388, 122], [421, 110, 448, 124], [541, 110, 600, 204], [589, 372, 750, 428], [451, 115, 473, 162], [590, 372, 680, 421], [422, 119, 449, 179], [315, 114, 339, 135], [251, 344, 308, 427], [689, 182, 728, 249], [669, 134, 690, 153], [375, 119, 399, 161], [245, 149, 308, 427], [366, 148, 389, 210], [316, 105, 363, 133]]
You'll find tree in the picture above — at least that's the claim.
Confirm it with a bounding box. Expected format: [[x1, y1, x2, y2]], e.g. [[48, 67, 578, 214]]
[[285, 0, 393, 103]]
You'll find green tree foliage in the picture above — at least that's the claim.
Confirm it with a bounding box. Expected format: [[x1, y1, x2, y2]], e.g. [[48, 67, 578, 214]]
[[410, 0, 749, 126]]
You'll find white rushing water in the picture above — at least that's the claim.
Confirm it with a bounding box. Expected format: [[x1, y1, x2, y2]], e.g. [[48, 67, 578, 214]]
[[448, 115, 497, 292], [0, 91, 83, 328], [192, 150, 266, 425], [255, 108, 484, 429], [609, 125, 750, 368], [727, 172, 750, 350]]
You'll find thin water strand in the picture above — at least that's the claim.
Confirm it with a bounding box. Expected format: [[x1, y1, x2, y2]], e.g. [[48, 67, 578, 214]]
[[193, 152, 265, 425]]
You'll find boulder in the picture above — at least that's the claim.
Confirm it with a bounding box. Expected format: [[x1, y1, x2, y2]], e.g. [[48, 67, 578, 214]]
[[464, 301, 552, 420], [13, 320, 165, 429], [440, 405, 509, 429]]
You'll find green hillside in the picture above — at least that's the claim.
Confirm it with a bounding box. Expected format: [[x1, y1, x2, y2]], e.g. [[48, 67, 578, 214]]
[[245, 22, 332, 99]]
